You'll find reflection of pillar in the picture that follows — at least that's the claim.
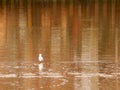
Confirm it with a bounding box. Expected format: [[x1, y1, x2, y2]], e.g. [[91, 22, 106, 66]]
[[6, 1, 19, 61], [50, 4, 62, 90], [0, 0, 6, 64], [72, 3, 80, 59], [19, 2, 38, 90], [73, 4, 82, 90], [50, 4, 61, 64], [27, 0, 32, 33], [60, 4, 74, 90], [80, 1, 99, 90], [19, 1, 31, 61], [0, 1, 6, 48], [40, 4, 51, 57], [26, 0, 33, 60], [99, 1, 116, 61], [38, 4, 52, 89], [99, 1, 118, 90], [61, 4, 69, 62], [116, 1, 120, 90], [112, 0, 119, 90]]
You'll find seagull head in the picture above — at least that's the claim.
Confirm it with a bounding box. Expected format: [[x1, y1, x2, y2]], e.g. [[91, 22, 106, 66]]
[[39, 54, 42, 57]]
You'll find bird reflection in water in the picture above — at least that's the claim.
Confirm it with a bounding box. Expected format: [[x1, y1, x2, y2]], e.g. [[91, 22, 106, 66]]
[[39, 63, 44, 72]]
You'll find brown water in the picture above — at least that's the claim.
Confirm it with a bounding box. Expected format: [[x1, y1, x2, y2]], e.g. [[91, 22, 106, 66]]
[[0, 0, 120, 90]]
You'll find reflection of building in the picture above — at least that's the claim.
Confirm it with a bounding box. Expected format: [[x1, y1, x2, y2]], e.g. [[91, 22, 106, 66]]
[[80, 1, 99, 90], [99, 1, 119, 90], [60, 3, 70, 62], [50, 5, 62, 90], [0, 1, 6, 77], [0, 0, 120, 90], [5, 1, 19, 61], [0, 1, 6, 48], [19, 0, 27, 60]]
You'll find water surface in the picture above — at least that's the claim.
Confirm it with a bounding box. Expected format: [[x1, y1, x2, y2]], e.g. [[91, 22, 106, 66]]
[[0, 0, 120, 90]]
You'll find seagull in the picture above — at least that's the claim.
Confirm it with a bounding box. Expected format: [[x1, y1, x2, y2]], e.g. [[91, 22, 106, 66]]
[[39, 54, 44, 62]]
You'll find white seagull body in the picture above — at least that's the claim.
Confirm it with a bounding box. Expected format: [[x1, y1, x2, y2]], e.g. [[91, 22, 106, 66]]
[[39, 54, 44, 62]]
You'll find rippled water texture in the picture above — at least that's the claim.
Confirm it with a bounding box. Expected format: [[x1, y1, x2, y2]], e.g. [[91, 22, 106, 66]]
[[0, 0, 120, 90]]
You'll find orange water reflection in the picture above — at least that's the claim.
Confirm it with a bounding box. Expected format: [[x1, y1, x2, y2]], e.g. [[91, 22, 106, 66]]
[[0, 0, 120, 90]]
